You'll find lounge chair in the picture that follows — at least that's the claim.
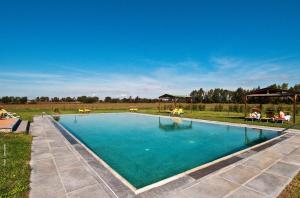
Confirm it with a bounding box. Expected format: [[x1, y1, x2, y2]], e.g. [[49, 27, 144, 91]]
[[178, 108, 184, 115], [245, 112, 261, 122], [171, 108, 184, 116], [171, 108, 179, 116], [129, 107, 138, 112], [0, 109, 20, 119], [78, 109, 84, 113], [273, 111, 290, 124], [84, 109, 91, 113]]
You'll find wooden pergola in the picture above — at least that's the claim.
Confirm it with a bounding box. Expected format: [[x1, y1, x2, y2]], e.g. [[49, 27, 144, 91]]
[[245, 87, 299, 124], [158, 94, 192, 112]]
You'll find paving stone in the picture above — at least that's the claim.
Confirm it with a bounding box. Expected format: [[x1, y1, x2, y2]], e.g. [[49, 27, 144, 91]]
[[30, 174, 65, 198], [31, 147, 52, 160], [30, 158, 57, 179], [272, 143, 297, 155], [245, 172, 289, 197], [73, 144, 96, 162], [59, 166, 98, 193], [67, 184, 112, 198], [266, 161, 300, 178], [282, 154, 300, 166], [226, 186, 267, 198], [290, 147, 300, 156], [49, 140, 67, 148], [243, 157, 276, 170], [183, 176, 239, 198], [220, 165, 260, 184], [237, 150, 257, 159], [288, 136, 300, 144], [137, 176, 194, 198], [51, 146, 74, 157], [162, 191, 190, 198], [257, 149, 284, 160], [55, 155, 83, 171]]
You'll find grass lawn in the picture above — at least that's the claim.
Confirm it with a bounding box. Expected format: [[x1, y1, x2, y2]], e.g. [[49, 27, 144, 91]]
[[0, 133, 32, 198], [9, 108, 127, 122], [139, 109, 300, 130], [279, 171, 300, 198]]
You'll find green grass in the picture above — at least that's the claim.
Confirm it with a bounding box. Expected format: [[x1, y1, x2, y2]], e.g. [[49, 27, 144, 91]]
[[279, 171, 300, 198], [10, 109, 127, 122], [139, 109, 300, 130], [0, 133, 32, 198]]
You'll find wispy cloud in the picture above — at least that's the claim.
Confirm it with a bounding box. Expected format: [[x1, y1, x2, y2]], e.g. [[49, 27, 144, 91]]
[[1, 55, 299, 98]]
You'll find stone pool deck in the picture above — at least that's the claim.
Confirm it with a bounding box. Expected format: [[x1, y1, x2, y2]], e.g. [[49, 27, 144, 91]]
[[30, 116, 300, 198]]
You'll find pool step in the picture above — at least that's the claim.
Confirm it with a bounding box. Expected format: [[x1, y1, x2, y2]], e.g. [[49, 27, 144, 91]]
[[15, 120, 29, 133]]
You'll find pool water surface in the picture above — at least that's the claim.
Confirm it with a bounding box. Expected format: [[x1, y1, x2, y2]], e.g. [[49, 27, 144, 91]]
[[58, 113, 280, 189]]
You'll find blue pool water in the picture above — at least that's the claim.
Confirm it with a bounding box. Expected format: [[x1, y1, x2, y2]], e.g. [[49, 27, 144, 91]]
[[58, 113, 280, 188]]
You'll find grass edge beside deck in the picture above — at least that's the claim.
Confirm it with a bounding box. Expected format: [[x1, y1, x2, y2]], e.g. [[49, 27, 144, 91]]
[[0, 133, 32, 198]]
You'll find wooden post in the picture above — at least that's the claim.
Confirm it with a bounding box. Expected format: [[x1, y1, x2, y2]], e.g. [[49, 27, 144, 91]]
[[158, 99, 161, 113], [174, 98, 177, 109], [244, 96, 248, 117], [293, 94, 297, 124], [259, 103, 262, 113]]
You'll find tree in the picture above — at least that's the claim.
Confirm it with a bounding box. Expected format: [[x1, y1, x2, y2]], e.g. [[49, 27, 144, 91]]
[[20, 97, 28, 104], [104, 97, 112, 102], [51, 97, 60, 102]]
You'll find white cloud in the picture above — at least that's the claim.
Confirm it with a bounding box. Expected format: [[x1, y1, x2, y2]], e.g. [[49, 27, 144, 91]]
[[1, 55, 299, 98]]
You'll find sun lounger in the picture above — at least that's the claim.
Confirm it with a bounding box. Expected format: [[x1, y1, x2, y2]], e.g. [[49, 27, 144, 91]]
[[78, 109, 84, 113], [245, 112, 260, 122], [245, 117, 259, 122], [274, 117, 285, 124], [171, 108, 179, 115], [84, 109, 91, 113], [178, 108, 184, 115], [0, 109, 20, 119], [260, 117, 272, 123], [129, 107, 138, 112], [171, 108, 184, 116]]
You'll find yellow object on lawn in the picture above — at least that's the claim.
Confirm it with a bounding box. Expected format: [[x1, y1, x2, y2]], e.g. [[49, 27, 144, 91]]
[[129, 108, 138, 112], [84, 109, 91, 113], [178, 108, 184, 115], [171, 108, 184, 116]]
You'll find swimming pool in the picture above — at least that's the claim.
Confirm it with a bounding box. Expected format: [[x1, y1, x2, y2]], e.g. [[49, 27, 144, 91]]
[[58, 113, 280, 189]]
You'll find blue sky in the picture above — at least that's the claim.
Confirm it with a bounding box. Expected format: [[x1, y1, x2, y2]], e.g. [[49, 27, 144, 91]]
[[1, 0, 300, 98]]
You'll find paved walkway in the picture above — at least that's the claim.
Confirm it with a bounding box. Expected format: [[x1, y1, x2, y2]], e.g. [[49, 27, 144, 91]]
[[30, 117, 115, 198], [30, 116, 300, 198]]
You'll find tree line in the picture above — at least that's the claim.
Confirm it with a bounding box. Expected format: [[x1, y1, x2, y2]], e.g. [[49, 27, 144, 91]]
[[1, 83, 299, 104], [190, 83, 300, 104]]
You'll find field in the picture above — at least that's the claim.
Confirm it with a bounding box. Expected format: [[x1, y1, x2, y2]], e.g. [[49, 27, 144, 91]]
[[2, 102, 300, 129], [0, 133, 32, 198]]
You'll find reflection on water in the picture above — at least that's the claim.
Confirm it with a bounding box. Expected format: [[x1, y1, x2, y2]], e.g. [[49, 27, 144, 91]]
[[244, 127, 267, 146], [158, 117, 193, 131], [74, 115, 77, 123], [52, 115, 60, 121]]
